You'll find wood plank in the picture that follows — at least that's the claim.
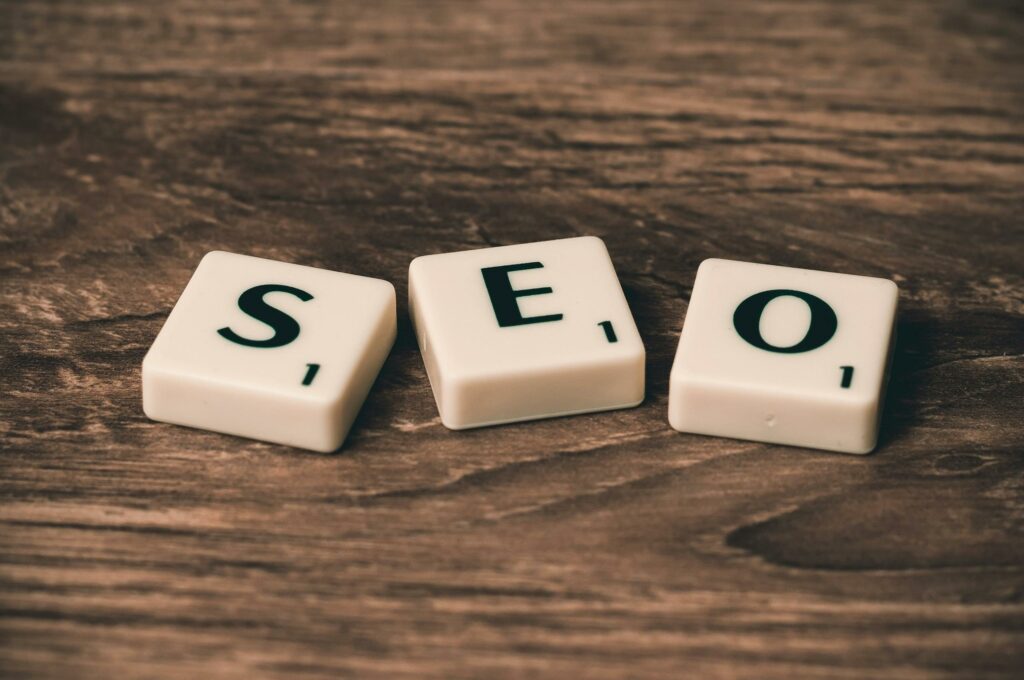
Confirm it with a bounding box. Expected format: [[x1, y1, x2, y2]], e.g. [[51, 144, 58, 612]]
[[2, 1, 1023, 677]]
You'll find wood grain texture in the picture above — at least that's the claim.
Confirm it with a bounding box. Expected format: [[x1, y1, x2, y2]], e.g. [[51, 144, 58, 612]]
[[2, 1, 1023, 677]]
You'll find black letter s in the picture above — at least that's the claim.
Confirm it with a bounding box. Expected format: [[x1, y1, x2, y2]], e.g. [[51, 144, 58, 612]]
[[217, 284, 313, 348]]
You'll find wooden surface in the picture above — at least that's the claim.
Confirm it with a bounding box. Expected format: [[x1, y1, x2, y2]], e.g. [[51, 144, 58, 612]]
[[2, 1, 1024, 677]]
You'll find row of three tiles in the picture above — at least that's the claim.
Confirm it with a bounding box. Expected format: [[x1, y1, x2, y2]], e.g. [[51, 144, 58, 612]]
[[143, 236, 898, 454]]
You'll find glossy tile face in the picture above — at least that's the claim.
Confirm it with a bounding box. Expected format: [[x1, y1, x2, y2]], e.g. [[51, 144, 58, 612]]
[[142, 251, 396, 451], [409, 236, 645, 429], [668, 258, 898, 454]]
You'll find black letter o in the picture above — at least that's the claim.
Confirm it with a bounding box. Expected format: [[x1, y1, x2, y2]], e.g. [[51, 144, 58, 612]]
[[732, 289, 837, 354]]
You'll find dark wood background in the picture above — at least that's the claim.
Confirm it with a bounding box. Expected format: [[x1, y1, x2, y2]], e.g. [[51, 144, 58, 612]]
[[2, 1, 1023, 677]]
